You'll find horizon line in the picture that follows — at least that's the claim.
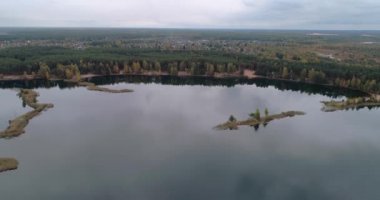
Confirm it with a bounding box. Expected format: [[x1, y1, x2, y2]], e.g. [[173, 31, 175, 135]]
[[0, 26, 380, 31]]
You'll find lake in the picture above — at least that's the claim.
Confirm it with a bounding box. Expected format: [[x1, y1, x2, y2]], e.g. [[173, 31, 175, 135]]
[[1, 76, 379, 200]]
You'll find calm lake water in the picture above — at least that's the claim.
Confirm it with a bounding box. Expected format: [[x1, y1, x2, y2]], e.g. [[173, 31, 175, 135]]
[[1, 76, 379, 200]]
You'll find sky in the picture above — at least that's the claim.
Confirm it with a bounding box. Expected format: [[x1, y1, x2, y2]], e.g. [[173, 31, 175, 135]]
[[0, 0, 379, 29]]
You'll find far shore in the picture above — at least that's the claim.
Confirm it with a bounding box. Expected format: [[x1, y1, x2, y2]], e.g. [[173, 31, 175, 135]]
[[0, 69, 258, 81], [0, 69, 374, 97]]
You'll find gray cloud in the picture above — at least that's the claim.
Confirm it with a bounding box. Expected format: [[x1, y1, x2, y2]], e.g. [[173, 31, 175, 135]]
[[0, 0, 379, 29]]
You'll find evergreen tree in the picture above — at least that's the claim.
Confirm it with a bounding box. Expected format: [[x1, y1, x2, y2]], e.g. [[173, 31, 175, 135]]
[[255, 108, 261, 120], [265, 108, 269, 117]]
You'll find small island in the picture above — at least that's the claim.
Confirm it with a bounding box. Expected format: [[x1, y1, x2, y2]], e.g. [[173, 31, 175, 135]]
[[0, 89, 53, 139], [0, 81, 131, 174], [0, 89, 53, 173], [76, 81, 133, 93], [0, 158, 18, 173], [321, 94, 380, 112], [214, 109, 306, 130]]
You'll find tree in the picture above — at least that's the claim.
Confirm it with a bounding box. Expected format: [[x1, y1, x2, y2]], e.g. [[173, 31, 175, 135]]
[[112, 65, 120, 74], [74, 69, 81, 82], [307, 68, 326, 83], [168, 63, 178, 76], [229, 115, 236, 122], [56, 63, 66, 78], [366, 80, 377, 92], [132, 62, 141, 74], [217, 64, 225, 73], [255, 108, 261, 120], [282, 67, 289, 79], [249, 113, 255, 118], [154, 61, 161, 72], [142, 60, 149, 70], [38, 63, 50, 80], [227, 63, 236, 73], [189, 62, 198, 75], [65, 68, 74, 79], [23, 71, 28, 80], [265, 108, 269, 117], [124, 63, 130, 74], [179, 61, 187, 71], [334, 77, 341, 86], [308, 68, 316, 82], [276, 52, 284, 60], [300, 69, 307, 81], [206, 63, 215, 76]]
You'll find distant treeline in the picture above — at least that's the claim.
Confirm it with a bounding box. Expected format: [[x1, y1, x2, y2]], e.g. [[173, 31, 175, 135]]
[[0, 75, 367, 98], [1, 28, 379, 43], [0, 46, 380, 93]]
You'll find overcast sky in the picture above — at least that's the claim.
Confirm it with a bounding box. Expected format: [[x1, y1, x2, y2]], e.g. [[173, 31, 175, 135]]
[[0, 0, 379, 29]]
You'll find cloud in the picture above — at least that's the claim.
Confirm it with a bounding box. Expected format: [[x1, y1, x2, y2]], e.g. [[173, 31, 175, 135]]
[[0, 0, 379, 29]]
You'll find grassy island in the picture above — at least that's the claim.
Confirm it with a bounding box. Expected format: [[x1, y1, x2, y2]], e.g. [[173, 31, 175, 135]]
[[0, 89, 53, 138], [214, 111, 306, 130], [321, 95, 380, 112], [0, 158, 18, 173]]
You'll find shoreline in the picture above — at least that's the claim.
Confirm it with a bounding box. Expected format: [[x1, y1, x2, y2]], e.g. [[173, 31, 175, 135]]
[[0, 70, 373, 97]]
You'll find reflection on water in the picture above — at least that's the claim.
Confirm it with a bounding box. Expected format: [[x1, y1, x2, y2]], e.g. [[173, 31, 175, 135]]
[[0, 77, 380, 200], [0, 75, 367, 98]]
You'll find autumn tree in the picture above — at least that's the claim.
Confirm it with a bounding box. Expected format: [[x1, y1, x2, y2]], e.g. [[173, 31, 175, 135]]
[[142, 60, 149, 70], [168, 63, 178, 76], [132, 62, 141, 74], [206, 63, 215, 76], [124, 63, 130, 74], [282, 67, 289, 79], [38, 63, 51, 80], [154, 61, 161, 72]]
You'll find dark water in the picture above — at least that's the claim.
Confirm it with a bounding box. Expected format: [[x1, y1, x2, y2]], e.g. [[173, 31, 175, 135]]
[[0, 77, 379, 200]]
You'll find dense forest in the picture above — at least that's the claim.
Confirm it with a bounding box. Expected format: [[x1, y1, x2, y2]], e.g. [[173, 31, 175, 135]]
[[1, 28, 380, 93]]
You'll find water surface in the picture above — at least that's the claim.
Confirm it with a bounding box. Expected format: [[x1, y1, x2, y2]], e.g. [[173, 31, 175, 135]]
[[0, 77, 379, 200]]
